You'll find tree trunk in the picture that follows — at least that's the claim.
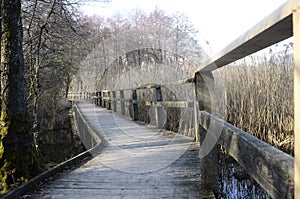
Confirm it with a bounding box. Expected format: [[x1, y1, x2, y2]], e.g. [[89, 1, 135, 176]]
[[0, 0, 40, 193]]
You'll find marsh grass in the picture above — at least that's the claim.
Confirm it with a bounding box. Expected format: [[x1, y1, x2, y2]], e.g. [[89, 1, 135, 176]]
[[217, 47, 294, 155]]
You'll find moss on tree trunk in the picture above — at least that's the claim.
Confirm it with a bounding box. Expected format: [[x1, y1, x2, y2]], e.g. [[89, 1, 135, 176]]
[[0, 0, 42, 194]]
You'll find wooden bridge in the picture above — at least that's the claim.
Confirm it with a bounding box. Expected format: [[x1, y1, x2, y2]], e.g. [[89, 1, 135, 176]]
[[3, 0, 300, 198]]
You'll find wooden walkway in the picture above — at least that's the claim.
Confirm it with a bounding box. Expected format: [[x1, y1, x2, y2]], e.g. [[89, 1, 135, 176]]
[[31, 102, 204, 199]]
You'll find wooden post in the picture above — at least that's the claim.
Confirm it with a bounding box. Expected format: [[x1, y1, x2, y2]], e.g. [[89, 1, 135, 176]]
[[112, 91, 117, 112], [107, 91, 111, 110], [193, 84, 199, 142], [293, 3, 300, 198], [99, 91, 102, 107], [195, 71, 219, 197], [132, 89, 138, 121], [155, 87, 165, 129], [99, 91, 102, 106], [103, 91, 107, 108], [120, 90, 125, 115], [102, 91, 106, 108], [95, 92, 99, 106]]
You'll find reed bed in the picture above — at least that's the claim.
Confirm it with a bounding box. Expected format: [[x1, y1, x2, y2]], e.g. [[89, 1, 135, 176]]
[[216, 50, 294, 155]]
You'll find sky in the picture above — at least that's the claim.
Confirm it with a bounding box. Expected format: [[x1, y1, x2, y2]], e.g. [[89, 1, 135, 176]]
[[80, 0, 289, 55]]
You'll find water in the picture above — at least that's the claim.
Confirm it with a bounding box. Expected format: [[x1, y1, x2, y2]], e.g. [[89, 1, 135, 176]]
[[218, 152, 270, 199]]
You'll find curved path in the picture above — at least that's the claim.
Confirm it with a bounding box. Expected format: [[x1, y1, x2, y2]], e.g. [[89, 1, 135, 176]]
[[31, 102, 203, 199]]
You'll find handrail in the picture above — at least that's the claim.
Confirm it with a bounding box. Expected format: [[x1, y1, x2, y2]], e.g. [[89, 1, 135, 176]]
[[73, 103, 102, 150], [195, 0, 298, 197], [199, 0, 295, 72], [199, 111, 294, 198]]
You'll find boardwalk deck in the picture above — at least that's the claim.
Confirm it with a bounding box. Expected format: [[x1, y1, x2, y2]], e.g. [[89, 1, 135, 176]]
[[31, 102, 203, 199]]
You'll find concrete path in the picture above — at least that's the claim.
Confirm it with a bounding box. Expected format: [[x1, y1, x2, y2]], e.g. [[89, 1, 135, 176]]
[[31, 102, 203, 199]]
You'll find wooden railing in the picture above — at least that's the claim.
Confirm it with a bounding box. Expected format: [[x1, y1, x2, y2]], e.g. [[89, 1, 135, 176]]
[[73, 103, 102, 151], [195, 0, 299, 198], [74, 75, 293, 198], [69, 0, 300, 198]]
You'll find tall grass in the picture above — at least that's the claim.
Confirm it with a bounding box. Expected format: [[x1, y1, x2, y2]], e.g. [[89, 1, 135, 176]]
[[216, 46, 294, 155]]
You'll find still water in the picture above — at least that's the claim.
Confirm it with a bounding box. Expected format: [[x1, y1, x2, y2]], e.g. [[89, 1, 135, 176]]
[[218, 153, 270, 199]]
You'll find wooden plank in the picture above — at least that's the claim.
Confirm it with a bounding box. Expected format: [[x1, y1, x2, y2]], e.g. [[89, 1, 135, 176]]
[[199, 0, 295, 72], [293, 2, 300, 197], [144, 101, 193, 108], [157, 101, 193, 108], [164, 77, 195, 86], [30, 102, 206, 199], [199, 111, 294, 198]]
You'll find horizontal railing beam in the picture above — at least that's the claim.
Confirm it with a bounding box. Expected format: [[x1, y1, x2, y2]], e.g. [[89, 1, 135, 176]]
[[199, 0, 296, 72], [199, 111, 294, 199], [144, 101, 194, 108]]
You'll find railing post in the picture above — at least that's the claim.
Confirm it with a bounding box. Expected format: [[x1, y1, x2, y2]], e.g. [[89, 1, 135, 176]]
[[99, 91, 102, 107], [95, 91, 99, 106], [107, 91, 111, 110], [132, 89, 138, 120], [195, 71, 218, 197], [155, 87, 165, 129], [293, 4, 300, 198], [112, 91, 117, 112], [103, 91, 106, 108], [120, 90, 125, 115], [193, 83, 199, 142]]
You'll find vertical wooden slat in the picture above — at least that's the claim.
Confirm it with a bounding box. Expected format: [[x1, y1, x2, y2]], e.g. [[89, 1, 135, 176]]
[[293, 2, 300, 197]]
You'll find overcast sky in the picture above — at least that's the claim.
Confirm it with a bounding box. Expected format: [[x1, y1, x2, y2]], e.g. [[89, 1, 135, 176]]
[[80, 0, 288, 55]]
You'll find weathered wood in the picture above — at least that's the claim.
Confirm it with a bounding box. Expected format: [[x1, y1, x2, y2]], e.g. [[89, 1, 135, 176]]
[[194, 71, 219, 196], [135, 78, 194, 91], [112, 91, 117, 112], [96, 91, 100, 106], [101, 91, 111, 109], [199, 0, 294, 72], [99, 91, 102, 107], [199, 111, 294, 199], [120, 90, 125, 115], [131, 89, 138, 120], [164, 77, 195, 86], [293, 2, 300, 197], [73, 104, 102, 148], [146, 101, 193, 108], [137, 83, 161, 90], [30, 103, 205, 199], [155, 87, 165, 129], [193, 84, 199, 143]]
